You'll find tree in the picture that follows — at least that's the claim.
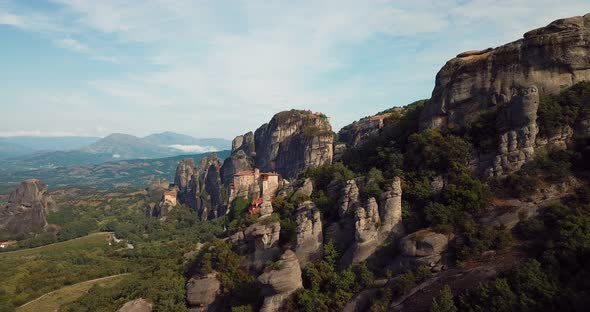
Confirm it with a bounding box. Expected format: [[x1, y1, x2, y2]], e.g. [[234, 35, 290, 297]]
[[431, 285, 457, 312]]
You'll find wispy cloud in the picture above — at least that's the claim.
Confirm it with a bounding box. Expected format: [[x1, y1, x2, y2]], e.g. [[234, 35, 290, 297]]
[[1, 0, 590, 138]]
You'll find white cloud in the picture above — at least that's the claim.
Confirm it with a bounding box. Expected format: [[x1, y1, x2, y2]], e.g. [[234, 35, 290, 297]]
[[167, 145, 218, 153], [1, 0, 590, 137]]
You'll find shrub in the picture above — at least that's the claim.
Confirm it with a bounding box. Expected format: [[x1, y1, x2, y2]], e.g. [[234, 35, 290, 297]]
[[537, 81, 590, 137], [431, 285, 457, 312]]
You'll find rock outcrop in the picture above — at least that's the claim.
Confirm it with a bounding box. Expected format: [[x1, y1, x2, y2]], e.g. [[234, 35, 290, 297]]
[[294, 201, 323, 267], [145, 179, 176, 218], [258, 250, 303, 312], [0, 179, 56, 236], [343, 177, 403, 265], [339, 179, 360, 218], [394, 229, 449, 269], [175, 154, 225, 220], [229, 220, 282, 272], [225, 110, 333, 182], [256, 111, 333, 180], [117, 299, 153, 312], [186, 273, 222, 311], [338, 111, 398, 148], [294, 178, 314, 198], [420, 14, 590, 175]]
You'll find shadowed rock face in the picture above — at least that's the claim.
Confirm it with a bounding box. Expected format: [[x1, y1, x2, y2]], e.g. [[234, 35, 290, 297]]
[[420, 14, 590, 175], [341, 177, 403, 266], [0, 179, 56, 237], [174, 153, 224, 220]]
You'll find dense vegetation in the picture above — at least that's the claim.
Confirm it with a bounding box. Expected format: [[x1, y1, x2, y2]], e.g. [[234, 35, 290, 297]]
[[0, 189, 223, 312], [3, 83, 590, 311]]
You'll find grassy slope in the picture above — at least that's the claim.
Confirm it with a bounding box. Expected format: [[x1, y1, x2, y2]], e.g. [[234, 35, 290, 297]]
[[0, 232, 111, 258], [0, 233, 131, 307], [16, 274, 127, 312]]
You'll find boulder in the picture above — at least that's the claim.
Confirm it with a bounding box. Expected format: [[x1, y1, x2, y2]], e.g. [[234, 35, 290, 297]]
[[294, 201, 323, 266], [186, 273, 221, 311], [258, 250, 303, 312], [117, 298, 153, 312], [398, 229, 449, 267]]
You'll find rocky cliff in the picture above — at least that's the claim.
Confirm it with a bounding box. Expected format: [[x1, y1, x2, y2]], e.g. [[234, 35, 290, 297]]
[[341, 177, 404, 265], [0, 179, 56, 237], [175, 153, 225, 220], [420, 14, 590, 175], [222, 110, 334, 182]]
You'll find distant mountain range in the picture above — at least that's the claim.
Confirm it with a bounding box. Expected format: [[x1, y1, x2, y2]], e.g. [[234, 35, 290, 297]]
[[0, 132, 231, 167], [0, 150, 231, 191]]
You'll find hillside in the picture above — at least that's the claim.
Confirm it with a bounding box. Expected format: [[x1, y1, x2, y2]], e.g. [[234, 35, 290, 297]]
[[143, 131, 231, 151], [81, 133, 177, 159], [2, 11, 590, 312], [0, 150, 230, 191]]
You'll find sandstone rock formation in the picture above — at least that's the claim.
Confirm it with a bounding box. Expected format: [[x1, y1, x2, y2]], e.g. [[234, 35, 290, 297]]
[[186, 273, 221, 311], [0, 179, 56, 236], [258, 250, 303, 312], [224, 110, 333, 182], [228, 220, 282, 272], [396, 229, 449, 269], [339, 179, 360, 218], [294, 201, 323, 266], [175, 154, 225, 220], [420, 14, 590, 175], [221, 132, 256, 186], [145, 179, 176, 218], [343, 177, 403, 265], [294, 178, 314, 198], [117, 298, 153, 312], [338, 111, 399, 148]]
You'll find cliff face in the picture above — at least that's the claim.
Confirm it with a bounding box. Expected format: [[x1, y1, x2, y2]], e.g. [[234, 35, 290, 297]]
[[223, 110, 334, 182], [175, 153, 224, 220], [255, 111, 333, 180], [0, 179, 56, 237], [420, 14, 590, 175]]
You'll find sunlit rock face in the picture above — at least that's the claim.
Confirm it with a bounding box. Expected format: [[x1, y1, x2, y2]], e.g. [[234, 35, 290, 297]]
[[420, 14, 590, 175]]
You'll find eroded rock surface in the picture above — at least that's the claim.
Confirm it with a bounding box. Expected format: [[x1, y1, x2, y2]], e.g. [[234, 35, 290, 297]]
[[258, 250, 303, 312], [186, 273, 221, 311], [175, 153, 225, 220], [343, 177, 403, 265], [294, 201, 323, 266], [117, 298, 153, 312], [420, 14, 590, 175], [0, 179, 56, 236]]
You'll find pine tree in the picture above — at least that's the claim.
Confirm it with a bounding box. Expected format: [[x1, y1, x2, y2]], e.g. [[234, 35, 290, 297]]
[[431, 285, 457, 312]]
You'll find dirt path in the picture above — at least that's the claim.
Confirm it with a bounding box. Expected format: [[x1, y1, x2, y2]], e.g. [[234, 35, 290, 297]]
[[17, 273, 130, 309]]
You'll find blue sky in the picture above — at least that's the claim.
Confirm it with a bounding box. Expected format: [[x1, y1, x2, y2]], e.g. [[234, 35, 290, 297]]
[[1, 0, 589, 139]]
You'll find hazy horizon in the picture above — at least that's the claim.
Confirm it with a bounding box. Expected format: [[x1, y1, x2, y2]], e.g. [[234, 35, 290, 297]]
[[2, 0, 590, 139]]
